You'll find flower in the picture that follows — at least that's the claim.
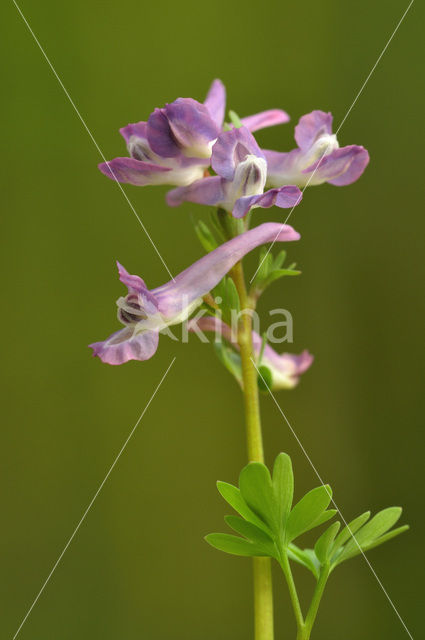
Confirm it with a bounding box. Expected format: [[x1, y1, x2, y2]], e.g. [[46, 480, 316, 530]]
[[98, 80, 291, 189], [89, 222, 300, 365], [166, 127, 302, 218], [189, 316, 313, 390], [264, 110, 369, 188]]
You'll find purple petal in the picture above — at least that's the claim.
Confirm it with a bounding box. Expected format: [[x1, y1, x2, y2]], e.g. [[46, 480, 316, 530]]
[[120, 121, 148, 144], [204, 79, 226, 128], [165, 98, 219, 158], [241, 109, 290, 132], [303, 145, 369, 185], [98, 157, 171, 186], [89, 328, 159, 365], [166, 176, 225, 208], [153, 222, 300, 318], [327, 146, 370, 186], [147, 107, 181, 158], [211, 126, 265, 180], [294, 110, 333, 151], [116, 262, 159, 315], [232, 186, 302, 219]]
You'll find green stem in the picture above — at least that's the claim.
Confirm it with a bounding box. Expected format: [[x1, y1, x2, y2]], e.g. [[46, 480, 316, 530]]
[[302, 568, 330, 640], [230, 259, 273, 640], [279, 553, 305, 638]]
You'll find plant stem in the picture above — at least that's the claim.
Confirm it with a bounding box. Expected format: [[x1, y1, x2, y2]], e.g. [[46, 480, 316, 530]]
[[302, 568, 330, 640], [230, 259, 274, 640], [279, 553, 305, 638]]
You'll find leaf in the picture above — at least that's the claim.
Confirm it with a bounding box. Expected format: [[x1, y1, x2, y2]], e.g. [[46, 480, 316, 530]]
[[224, 516, 277, 557], [214, 343, 242, 386], [216, 481, 272, 535], [288, 544, 320, 579], [205, 533, 269, 557], [272, 249, 287, 270], [314, 522, 341, 564], [228, 110, 243, 128], [286, 485, 333, 542], [336, 507, 403, 564], [225, 278, 240, 313], [272, 453, 294, 529], [263, 268, 301, 288], [331, 511, 371, 555], [194, 220, 218, 253], [239, 462, 277, 531], [361, 525, 409, 553]]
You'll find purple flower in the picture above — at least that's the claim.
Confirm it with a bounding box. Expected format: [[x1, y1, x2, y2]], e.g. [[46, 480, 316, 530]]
[[167, 127, 302, 218], [98, 80, 291, 189], [189, 316, 313, 390], [264, 110, 369, 188], [89, 222, 300, 365]]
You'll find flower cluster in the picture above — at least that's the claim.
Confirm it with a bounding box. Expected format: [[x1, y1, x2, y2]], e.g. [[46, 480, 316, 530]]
[[91, 80, 369, 390]]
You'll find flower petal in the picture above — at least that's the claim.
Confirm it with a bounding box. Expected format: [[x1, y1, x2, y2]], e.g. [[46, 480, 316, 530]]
[[147, 107, 181, 158], [166, 176, 225, 208], [211, 126, 265, 180], [303, 145, 369, 185], [241, 109, 290, 132], [204, 79, 226, 128], [163, 98, 219, 158], [153, 222, 300, 318], [89, 327, 159, 365], [98, 157, 171, 186], [120, 121, 148, 144], [294, 110, 333, 151], [327, 146, 370, 186], [232, 186, 302, 219]]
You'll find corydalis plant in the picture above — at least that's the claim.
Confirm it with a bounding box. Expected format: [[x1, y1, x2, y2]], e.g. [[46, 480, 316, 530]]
[[91, 79, 405, 640], [206, 453, 408, 640]]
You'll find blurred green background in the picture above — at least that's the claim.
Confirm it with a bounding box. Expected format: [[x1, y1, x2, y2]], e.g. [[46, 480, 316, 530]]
[[1, 0, 423, 638]]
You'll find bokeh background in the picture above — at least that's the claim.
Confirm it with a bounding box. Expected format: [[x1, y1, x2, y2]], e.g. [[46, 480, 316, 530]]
[[1, 0, 423, 638]]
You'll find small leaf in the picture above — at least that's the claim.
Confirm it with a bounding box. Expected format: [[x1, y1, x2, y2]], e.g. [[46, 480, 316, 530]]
[[216, 481, 272, 535], [272, 249, 287, 270], [205, 533, 268, 557], [214, 343, 242, 386], [239, 462, 277, 531], [272, 453, 294, 529], [224, 516, 277, 557], [314, 522, 341, 564], [286, 485, 333, 542], [194, 220, 218, 253], [336, 507, 403, 564], [225, 278, 240, 313], [228, 110, 243, 128], [263, 268, 301, 287], [288, 544, 320, 579], [361, 525, 409, 553], [331, 511, 370, 557]]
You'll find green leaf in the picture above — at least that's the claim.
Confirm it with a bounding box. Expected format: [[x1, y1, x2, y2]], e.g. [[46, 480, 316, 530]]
[[288, 544, 320, 579], [239, 462, 277, 531], [286, 485, 333, 542], [336, 507, 403, 564], [216, 481, 272, 535], [205, 533, 269, 557], [314, 522, 341, 564], [272, 249, 287, 270], [263, 268, 301, 287], [214, 343, 242, 386], [361, 525, 409, 553], [194, 220, 218, 253], [225, 278, 240, 313], [331, 511, 371, 556], [272, 453, 294, 529], [224, 516, 277, 557], [228, 110, 243, 128]]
